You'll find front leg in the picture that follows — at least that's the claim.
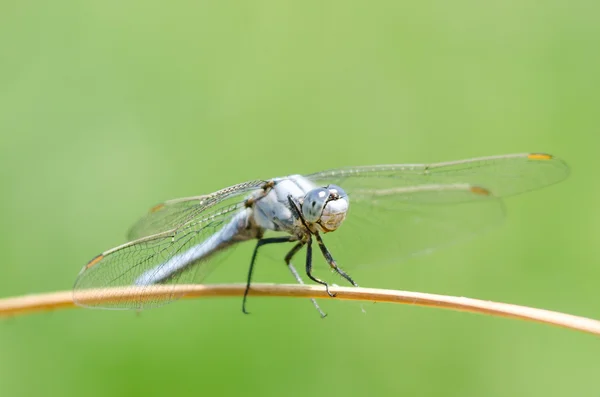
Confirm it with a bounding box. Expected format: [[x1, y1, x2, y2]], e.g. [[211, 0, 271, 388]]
[[287, 194, 336, 298], [305, 237, 335, 297], [314, 232, 358, 287]]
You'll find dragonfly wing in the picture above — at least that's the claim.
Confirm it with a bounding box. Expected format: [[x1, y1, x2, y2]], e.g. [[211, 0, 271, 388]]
[[127, 180, 267, 240], [304, 153, 568, 269], [74, 192, 258, 310], [305, 153, 569, 199], [319, 184, 505, 269], [324, 185, 505, 268]]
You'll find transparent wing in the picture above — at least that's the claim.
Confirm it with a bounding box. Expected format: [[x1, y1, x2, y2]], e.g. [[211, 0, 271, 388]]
[[74, 182, 266, 310], [317, 184, 505, 270], [304, 153, 568, 270], [305, 153, 569, 199], [127, 180, 267, 240]]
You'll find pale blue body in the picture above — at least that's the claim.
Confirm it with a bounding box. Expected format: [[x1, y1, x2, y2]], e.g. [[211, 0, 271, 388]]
[[133, 175, 339, 285]]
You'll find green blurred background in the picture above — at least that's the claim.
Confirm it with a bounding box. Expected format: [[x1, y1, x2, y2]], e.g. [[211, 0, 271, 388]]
[[1, 1, 599, 396]]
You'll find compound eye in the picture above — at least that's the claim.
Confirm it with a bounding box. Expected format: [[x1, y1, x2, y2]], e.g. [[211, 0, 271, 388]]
[[301, 188, 328, 223]]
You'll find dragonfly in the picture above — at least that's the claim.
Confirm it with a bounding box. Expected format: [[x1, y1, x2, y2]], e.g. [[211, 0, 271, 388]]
[[73, 152, 569, 316]]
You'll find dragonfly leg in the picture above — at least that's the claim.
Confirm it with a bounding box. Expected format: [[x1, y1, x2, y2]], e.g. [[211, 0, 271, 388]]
[[285, 242, 327, 318], [305, 237, 336, 297], [288, 195, 338, 298], [244, 180, 276, 207], [314, 232, 359, 288], [243, 236, 294, 314]]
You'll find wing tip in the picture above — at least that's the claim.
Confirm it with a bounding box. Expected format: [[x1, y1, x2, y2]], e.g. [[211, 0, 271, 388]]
[[528, 153, 570, 178], [527, 153, 554, 161]]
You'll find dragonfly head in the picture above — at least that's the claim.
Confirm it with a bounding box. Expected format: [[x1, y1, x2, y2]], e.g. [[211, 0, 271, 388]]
[[301, 184, 349, 233]]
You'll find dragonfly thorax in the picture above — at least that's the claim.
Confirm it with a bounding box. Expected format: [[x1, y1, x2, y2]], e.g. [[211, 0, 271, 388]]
[[301, 185, 349, 233]]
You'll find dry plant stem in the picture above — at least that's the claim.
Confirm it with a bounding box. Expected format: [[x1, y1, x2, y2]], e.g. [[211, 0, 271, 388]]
[[0, 284, 598, 336]]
